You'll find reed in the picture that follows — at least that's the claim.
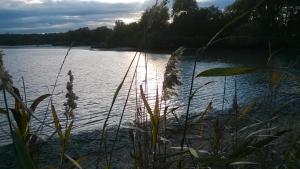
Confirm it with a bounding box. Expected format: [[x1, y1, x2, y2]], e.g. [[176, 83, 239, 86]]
[[95, 51, 139, 169], [108, 52, 142, 168]]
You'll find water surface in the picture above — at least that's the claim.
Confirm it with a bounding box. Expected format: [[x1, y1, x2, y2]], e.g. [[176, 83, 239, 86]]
[[0, 46, 299, 145]]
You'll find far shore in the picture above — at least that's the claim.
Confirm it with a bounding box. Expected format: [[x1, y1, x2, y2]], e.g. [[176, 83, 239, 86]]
[[1, 43, 291, 54], [2, 45, 300, 69]]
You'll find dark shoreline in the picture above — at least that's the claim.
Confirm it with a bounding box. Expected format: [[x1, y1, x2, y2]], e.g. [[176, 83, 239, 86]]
[[2, 44, 299, 54], [1, 45, 300, 69]]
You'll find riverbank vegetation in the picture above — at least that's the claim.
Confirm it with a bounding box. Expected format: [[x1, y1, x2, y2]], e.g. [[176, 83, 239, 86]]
[[1, 0, 300, 169]]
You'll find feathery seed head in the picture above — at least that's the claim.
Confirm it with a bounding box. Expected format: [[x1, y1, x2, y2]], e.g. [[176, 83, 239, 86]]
[[0, 50, 13, 90], [64, 70, 78, 118], [162, 47, 185, 100]]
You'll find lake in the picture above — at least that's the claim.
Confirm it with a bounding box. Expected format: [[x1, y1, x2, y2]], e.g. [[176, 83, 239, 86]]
[[0, 46, 299, 145]]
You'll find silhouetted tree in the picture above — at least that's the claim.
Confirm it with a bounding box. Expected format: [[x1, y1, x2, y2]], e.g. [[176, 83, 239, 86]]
[[225, 0, 300, 47], [140, 2, 169, 31], [139, 1, 170, 49], [172, 0, 198, 16], [1, 0, 299, 49]]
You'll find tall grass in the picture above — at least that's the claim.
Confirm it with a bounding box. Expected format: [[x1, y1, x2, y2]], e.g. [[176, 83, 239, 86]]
[[95, 51, 139, 169]]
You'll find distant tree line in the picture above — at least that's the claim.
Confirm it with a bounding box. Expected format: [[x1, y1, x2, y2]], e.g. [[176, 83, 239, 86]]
[[0, 0, 299, 51]]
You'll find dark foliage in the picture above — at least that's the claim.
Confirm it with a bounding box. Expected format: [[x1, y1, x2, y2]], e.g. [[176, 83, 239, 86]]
[[0, 0, 299, 50]]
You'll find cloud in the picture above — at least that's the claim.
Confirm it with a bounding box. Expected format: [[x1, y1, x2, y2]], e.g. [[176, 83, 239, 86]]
[[0, 0, 234, 34], [0, 0, 146, 33]]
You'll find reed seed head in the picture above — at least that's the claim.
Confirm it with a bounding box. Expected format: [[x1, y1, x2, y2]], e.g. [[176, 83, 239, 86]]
[[162, 47, 184, 100], [0, 50, 13, 90], [64, 70, 78, 118]]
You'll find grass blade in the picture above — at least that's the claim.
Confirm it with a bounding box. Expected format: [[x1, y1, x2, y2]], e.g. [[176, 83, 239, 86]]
[[0, 107, 6, 114], [197, 67, 256, 77], [30, 94, 51, 112], [140, 85, 153, 116], [121, 125, 145, 132], [12, 131, 35, 169], [65, 154, 83, 169], [230, 161, 257, 165], [51, 103, 64, 144], [65, 120, 74, 146], [152, 87, 160, 146], [189, 148, 199, 158]]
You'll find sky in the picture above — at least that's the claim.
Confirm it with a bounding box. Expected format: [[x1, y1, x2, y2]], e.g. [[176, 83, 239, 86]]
[[0, 0, 235, 34]]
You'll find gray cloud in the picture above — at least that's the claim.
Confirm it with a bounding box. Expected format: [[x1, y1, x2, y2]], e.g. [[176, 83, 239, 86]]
[[0, 0, 234, 34], [0, 0, 146, 33]]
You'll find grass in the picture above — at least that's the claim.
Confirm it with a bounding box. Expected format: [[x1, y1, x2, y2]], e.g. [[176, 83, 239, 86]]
[[0, 0, 300, 168]]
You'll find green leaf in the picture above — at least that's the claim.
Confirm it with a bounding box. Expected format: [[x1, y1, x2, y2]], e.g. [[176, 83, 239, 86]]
[[231, 130, 291, 158], [51, 103, 64, 144], [151, 87, 160, 146], [121, 125, 145, 132], [65, 154, 83, 169], [230, 161, 257, 165], [246, 127, 277, 139], [13, 87, 23, 111], [140, 85, 152, 116], [269, 71, 283, 91], [65, 120, 74, 146], [238, 102, 256, 120], [198, 101, 213, 121], [153, 87, 160, 120], [190, 81, 215, 100], [10, 109, 22, 130], [69, 156, 86, 169], [140, 85, 160, 147], [12, 131, 35, 169], [189, 147, 199, 158], [0, 107, 7, 114], [170, 146, 189, 150], [160, 137, 171, 143], [30, 94, 51, 112], [12, 87, 28, 134], [140, 85, 158, 146], [196, 67, 256, 77]]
